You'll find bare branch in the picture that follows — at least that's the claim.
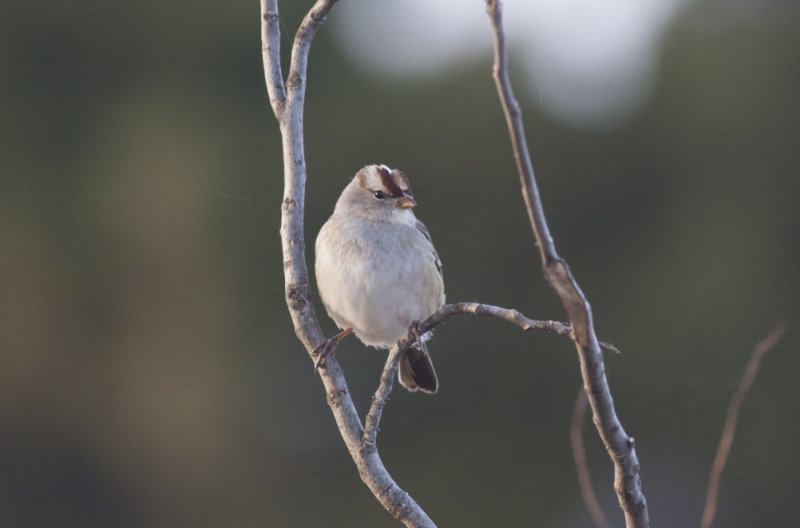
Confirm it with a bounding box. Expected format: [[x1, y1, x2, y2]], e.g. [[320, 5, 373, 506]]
[[700, 323, 785, 528], [571, 388, 610, 528], [484, 1, 649, 526], [261, 2, 436, 526], [410, 302, 620, 354], [364, 346, 403, 448], [361, 302, 622, 455], [261, 0, 286, 119], [263, 1, 637, 526]]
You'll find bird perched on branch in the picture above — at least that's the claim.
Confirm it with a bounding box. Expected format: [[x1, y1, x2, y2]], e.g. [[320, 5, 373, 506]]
[[314, 164, 445, 393]]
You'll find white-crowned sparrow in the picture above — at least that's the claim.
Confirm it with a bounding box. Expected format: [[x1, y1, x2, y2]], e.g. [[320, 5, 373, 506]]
[[313, 164, 445, 393]]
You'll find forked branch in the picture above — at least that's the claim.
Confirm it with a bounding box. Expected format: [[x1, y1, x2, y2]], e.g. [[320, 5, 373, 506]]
[[363, 303, 623, 444], [261, 1, 435, 526]]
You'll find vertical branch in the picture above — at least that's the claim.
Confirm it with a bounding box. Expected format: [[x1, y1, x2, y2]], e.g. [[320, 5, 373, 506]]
[[260, 2, 435, 526], [263, 0, 358, 443], [483, 1, 649, 526], [483, 2, 555, 263], [700, 323, 785, 528], [261, 0, 286, 119], [273, 0, 336, 351]]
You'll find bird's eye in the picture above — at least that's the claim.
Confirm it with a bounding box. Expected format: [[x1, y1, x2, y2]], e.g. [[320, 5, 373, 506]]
[[372, 190, 385, 200]]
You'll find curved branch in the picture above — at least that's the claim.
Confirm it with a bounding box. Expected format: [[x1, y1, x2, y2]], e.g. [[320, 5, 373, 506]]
[[571, 388, 610, 528], [364, 346, 403, 448], [261, 2, 435, 526], [363, 302, 622, 445], [484, 2, 649, 526], [700, 323, 785, 528]]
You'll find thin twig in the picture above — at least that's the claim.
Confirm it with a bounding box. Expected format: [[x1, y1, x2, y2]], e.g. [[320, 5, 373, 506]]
[[571, 388, 610, 528], [700, 323, 785, 528], [484, 2, 649, 526], [261, 1, 436, 526], [411, 302, 620, 354], [363, 346, 403, 448]]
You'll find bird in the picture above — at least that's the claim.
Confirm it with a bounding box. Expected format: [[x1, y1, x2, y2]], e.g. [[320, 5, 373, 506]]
[[313, 164, 445, 393]]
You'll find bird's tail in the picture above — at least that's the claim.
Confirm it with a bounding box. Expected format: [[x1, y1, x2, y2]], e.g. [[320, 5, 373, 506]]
[[398, 342, 438, 394]]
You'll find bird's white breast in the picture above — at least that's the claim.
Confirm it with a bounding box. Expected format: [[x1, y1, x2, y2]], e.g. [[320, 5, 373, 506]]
[[315, 214, 444, 348]]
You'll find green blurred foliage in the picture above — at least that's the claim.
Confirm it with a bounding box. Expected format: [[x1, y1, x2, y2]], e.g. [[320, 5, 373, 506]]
[[1, 1, 799, 527]]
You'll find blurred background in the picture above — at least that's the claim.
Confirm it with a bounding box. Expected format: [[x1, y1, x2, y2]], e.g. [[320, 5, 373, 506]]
[[2, 0, 799, 526]]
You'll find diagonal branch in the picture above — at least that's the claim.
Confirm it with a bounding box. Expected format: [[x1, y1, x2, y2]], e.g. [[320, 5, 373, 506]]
[[261, 1, 435, 526], [363, 345, 403, 448], [484, 1, 649, 526], [700, 323, 785, 528]]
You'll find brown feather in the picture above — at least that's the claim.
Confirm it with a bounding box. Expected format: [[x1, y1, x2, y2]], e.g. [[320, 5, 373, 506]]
[[398, 343, 438, 394]]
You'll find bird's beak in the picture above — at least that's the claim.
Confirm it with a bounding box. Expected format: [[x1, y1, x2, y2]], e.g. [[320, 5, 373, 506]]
[[396, 194, 417, 209]]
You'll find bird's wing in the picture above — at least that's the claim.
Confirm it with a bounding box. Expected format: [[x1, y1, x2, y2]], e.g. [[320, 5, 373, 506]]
[[415, 219, 442, 274]]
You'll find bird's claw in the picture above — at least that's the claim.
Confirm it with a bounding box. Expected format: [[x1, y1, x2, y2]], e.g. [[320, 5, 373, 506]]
[[406, 320, 423, 348], [313, 328, 353, 372]]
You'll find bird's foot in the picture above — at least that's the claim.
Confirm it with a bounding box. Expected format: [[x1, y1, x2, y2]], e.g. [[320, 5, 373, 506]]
[[406, 320, 424, 349], [313, 328, 353, 372]]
